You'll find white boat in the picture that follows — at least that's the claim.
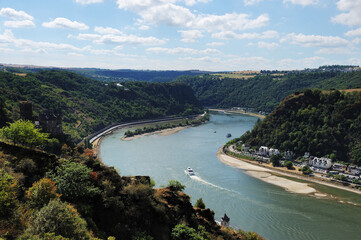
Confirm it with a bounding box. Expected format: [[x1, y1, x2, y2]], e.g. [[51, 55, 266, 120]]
[[186, 167, 195, 176]]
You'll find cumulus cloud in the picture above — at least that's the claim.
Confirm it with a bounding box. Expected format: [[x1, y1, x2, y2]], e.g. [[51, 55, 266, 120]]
[[258, 41, 280, 49], [116, 0, 269, 31], [179, 30, 203, 42], [94, 34, 166, 45], [0, 8, 33, 20], [206, 42, 224, 46], [0, 29, 90, 52], [147, 47, 221, 55], [244, 0, 263, 6], [345, 28, 361, 37], [94, 26, 122, 35], [316, 47, 352, 55], [75, 0, 104, 4], [183, 0, 212, 6], [42, 17, 89, 30], [282, 33, 350, 48], [332, 0, 361, 26], [211, 30, 278, 40], [4, 20, 35, 28], [71, 26, 166, 46], [283, 0, 318, 6]]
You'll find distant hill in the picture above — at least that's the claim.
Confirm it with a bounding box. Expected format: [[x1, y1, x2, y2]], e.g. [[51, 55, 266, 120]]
[[1, 64, 208, 82], [238, 89, 361, 165], [176, 70, 361, 112], [0, 70, 202, 141]]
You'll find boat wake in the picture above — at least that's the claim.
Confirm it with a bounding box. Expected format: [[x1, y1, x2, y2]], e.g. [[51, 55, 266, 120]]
[[187, 173, 241, 196]]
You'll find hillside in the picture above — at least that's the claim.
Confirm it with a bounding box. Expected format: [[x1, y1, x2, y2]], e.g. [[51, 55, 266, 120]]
[[176, 70, 361, 112], [238, 89, 361, 165], [0, 141, 263, 240], [0, 70, 202, 141]]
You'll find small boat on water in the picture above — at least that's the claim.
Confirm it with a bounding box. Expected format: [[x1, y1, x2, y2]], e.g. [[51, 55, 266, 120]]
[[186, 167, 195, 176], [226, 133, 232, 138]]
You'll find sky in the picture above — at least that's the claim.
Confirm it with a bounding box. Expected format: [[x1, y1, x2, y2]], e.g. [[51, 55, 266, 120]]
[[0, 0, 361, 71]]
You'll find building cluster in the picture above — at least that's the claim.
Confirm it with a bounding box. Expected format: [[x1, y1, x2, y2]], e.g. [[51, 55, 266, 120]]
[[239, 144, 361, 182], [20, 101, 63, 135]]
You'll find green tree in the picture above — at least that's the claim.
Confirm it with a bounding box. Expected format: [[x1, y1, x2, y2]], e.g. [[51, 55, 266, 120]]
[[171, 224, 209, 240], [0, 120, 49, 147], [301, 166, 312, 175], [131, 231, 154, 240], [270, 154, 281, 167], [24, 199, 90, 240], [47, 161, 100, 201], [27, 178, 60, 209], [284, 161, 293, 170], [195, 198, 206, 209], [167, 180, 185, 192], [0, 170, 18, 218]]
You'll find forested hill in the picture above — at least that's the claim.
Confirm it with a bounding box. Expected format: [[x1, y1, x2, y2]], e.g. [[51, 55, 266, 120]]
[[0, 70, 202, 141], [239, 89, 361, 165], [176, 71, 361, 112]]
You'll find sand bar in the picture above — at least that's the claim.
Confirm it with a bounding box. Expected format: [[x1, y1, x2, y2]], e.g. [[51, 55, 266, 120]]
[[217, 149, 317, 195], [121, 126, 188, 141]]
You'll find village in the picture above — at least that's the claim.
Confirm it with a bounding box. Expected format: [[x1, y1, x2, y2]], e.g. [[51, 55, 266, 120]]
[[228, 142, 361, 186]]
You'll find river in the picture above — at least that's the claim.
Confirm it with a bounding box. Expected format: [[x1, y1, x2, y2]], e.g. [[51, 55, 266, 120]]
[[100, 113, 361, 240]]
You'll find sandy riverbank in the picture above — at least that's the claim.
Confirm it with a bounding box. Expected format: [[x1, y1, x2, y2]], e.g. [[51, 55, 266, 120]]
[[217, 149, 320, 195], [121, 126, 189, 141], [218, 148, 361, 199], [209, 109, 265, 119]]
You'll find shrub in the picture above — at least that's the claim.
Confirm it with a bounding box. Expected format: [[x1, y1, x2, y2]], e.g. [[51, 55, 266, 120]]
[[284, 161, 293, 170], [194, 198, 206, 209], [47, 160, 100, 201], [301, 166, 312, 175], [171, 224, 209, 240], [167, 180, 185, 192], [0, 170, 18, 218], [131, 231, 154, 240], [27, 178, 60, 209], [25, 199, 90, 240]]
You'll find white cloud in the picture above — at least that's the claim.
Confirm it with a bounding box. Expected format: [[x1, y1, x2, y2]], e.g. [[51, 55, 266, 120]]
[[68, 52, 84, 57], [70, 33, 101, 41], [4, 20, 35, 28], [282, 33, 350, 48], [277, 56, 325, 69], [183, 0, 212, 6], [258, 41, 280, 49], [206, 42, 224, 46], [244, 0, 263, 6], [283, 0, 318, 6], [42, 17, 89, 30], [212, 30, 278, 40], [0, 8, 33, 20], [95, 34, 166, 45], [179, 30, 203, 42], [138, 25, 150, 30], [316, 47, 352, 55], [352, 38, 361, 45], [94, 26, 122, 35], [194, 13, 269, 32], [116, 0, 269, 31], [147, 47, 221, 55], [0, 29, 90, 52], [75, 0, 104, 4], [332, 0, 361, 27], [345, 28, 361, 37]]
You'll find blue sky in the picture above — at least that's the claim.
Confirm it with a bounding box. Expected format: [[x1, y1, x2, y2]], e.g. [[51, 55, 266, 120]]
[[0, 0, 361, 71]]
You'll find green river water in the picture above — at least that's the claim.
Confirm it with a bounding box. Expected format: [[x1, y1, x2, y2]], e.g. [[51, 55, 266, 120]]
[[101, 113, 361, 240]]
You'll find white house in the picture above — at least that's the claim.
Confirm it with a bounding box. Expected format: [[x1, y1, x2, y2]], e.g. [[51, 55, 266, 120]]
[[241, 144, 251, 152], [269, 148, 280, 156], [259, 146, 269, 156], [309, 157, 332, 169], [284, 150, 295, 160]]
